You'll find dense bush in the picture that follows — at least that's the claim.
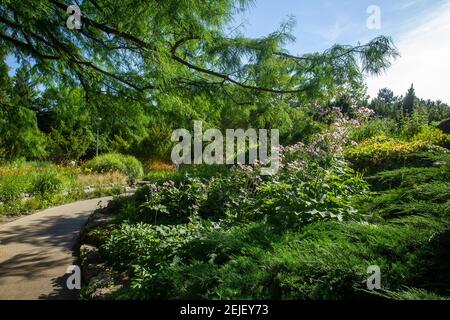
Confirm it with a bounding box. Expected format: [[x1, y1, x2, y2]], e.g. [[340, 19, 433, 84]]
[[103, 221, 275, 299], [83, 153, 144, 179], [349, 115, 450, 149], [344, 136, 445, 171], [253, 160, 368, 230], [138, 177, 209, 224], [124, 157, 368, 230], [413, 126, 450, 149], [357, 182, 450, 220], [97, 153, 382, 299], [0, 162, 52, 202]]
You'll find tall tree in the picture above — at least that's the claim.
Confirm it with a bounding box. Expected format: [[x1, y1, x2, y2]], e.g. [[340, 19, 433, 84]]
[[0, 0, 401, 161], [0, 50, 13, 158], [0, 0, 398, 107], [370, 88, 402, 118], [403, 84, 416, 117], [0, 57, 47, 160]]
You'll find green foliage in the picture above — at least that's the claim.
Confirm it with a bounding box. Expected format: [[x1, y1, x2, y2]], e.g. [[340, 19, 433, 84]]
[[344, 136, 445, 171], [1, 0, 399, 107], [1, 0, 449, 301], [266, 217, 449, 299], [413, 126, 450, 149], [31, 169, 67, 196], [358, 182, 450, 220], [103, 221, 275, 299], [127, 158, 367, 229], [366, 166, 450, 191], [350, 118, 397, 142], [374, 288, 448, 300], [48, 127, 94, 163], [402, 84, 416, 117], [398, 110, 429, 138], [0, 0, 401, 163], [97, 156, 376, 299], [0, 175, 28, 202], [248, 160, 368, 230], [369, 87, 450, 122], [369, 88, 402, 118], [92, 132, 450, 300], [179, 164, 230, 181], [138, 177, 208, 225], [143, 164, 230, 185], [143, 170, 179, 184], [101, 216, 449, 300], [0, 61, 47, 161], [83, 153, 144, 179], [0, 161, 128, 218]]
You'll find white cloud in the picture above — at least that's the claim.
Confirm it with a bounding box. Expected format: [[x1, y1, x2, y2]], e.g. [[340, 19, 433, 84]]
[[400, 1, 420, 10], [366, 2, 450, 103]]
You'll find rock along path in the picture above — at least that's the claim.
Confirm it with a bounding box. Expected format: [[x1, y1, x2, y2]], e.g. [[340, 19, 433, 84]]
[[0, 197, 112, 300]]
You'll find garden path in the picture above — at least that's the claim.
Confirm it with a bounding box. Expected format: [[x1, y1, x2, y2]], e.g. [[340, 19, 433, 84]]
[[0, 197, 112, 300]]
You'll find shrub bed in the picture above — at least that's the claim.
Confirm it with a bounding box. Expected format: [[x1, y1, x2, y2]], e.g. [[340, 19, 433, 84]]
[[83, 153, 144, 179]]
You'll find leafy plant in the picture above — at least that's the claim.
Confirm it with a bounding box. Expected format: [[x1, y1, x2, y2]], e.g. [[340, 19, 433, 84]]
[[253, 160, 368, 230]]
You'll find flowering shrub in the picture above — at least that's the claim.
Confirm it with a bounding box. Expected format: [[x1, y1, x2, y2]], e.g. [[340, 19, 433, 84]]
[[88, 112, 450, 300], [355, 107, 375, 121], [131, 145, 368, 230], [293, 107, 374, 162]]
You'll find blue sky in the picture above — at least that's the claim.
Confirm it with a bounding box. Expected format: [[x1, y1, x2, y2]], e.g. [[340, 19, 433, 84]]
[[233, 0, 450, 102]]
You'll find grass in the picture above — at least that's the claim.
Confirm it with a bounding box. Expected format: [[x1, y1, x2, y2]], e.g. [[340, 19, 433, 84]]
[[0, 161, 129, 219]]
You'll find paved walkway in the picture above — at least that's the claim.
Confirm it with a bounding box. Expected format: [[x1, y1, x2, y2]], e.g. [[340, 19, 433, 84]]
[[0, 197, 112, 300]]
